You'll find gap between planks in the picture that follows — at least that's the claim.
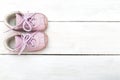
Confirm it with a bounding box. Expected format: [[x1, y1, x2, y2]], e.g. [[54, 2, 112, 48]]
[[1, 54, 120, 56], [2, 21, 120, 23]]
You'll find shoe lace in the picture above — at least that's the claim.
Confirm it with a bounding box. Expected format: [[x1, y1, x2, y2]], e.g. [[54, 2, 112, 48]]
[[16, 13, 36, 32], [15, 33, 36, 55]]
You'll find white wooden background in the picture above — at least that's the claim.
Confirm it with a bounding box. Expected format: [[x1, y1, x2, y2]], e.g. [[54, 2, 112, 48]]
[[0, 0, 120, 80]]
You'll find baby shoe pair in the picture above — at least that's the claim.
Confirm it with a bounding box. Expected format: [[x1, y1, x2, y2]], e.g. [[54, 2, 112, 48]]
[[4, 11, 48, 55]]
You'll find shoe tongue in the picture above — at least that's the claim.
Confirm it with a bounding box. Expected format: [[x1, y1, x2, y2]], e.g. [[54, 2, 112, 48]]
[[15, 35, 23, 50], [16, 14, 23, 25], [16, 13, 31, 30]]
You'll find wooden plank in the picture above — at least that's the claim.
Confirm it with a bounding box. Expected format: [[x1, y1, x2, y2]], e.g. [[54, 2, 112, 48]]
[[1, 22, 120, 54], [0, 0, 120, 21], [0, 56, 120, 80]]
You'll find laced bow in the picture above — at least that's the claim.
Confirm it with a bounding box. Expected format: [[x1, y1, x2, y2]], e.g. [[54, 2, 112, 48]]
[[16, 13, 36, 32], [16, 33, 36, 55]]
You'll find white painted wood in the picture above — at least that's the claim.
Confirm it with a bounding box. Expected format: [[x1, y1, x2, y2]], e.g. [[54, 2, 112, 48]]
[[0, 0, 120, 21], [1, 22, 120, 54], [0, 56, 119, 80], [0, 0, 120, 80]]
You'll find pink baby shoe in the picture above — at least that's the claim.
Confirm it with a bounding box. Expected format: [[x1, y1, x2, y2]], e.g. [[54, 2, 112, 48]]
[[4, 32, 48, 55], [4, 11, 48, 32]]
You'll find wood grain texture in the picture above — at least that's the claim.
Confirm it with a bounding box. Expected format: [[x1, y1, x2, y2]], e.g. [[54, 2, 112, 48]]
[[1, 22, 120, 54], [0, 56, 120, 80], [0, 0, 120, 79], [0, 0, 120, 21]]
